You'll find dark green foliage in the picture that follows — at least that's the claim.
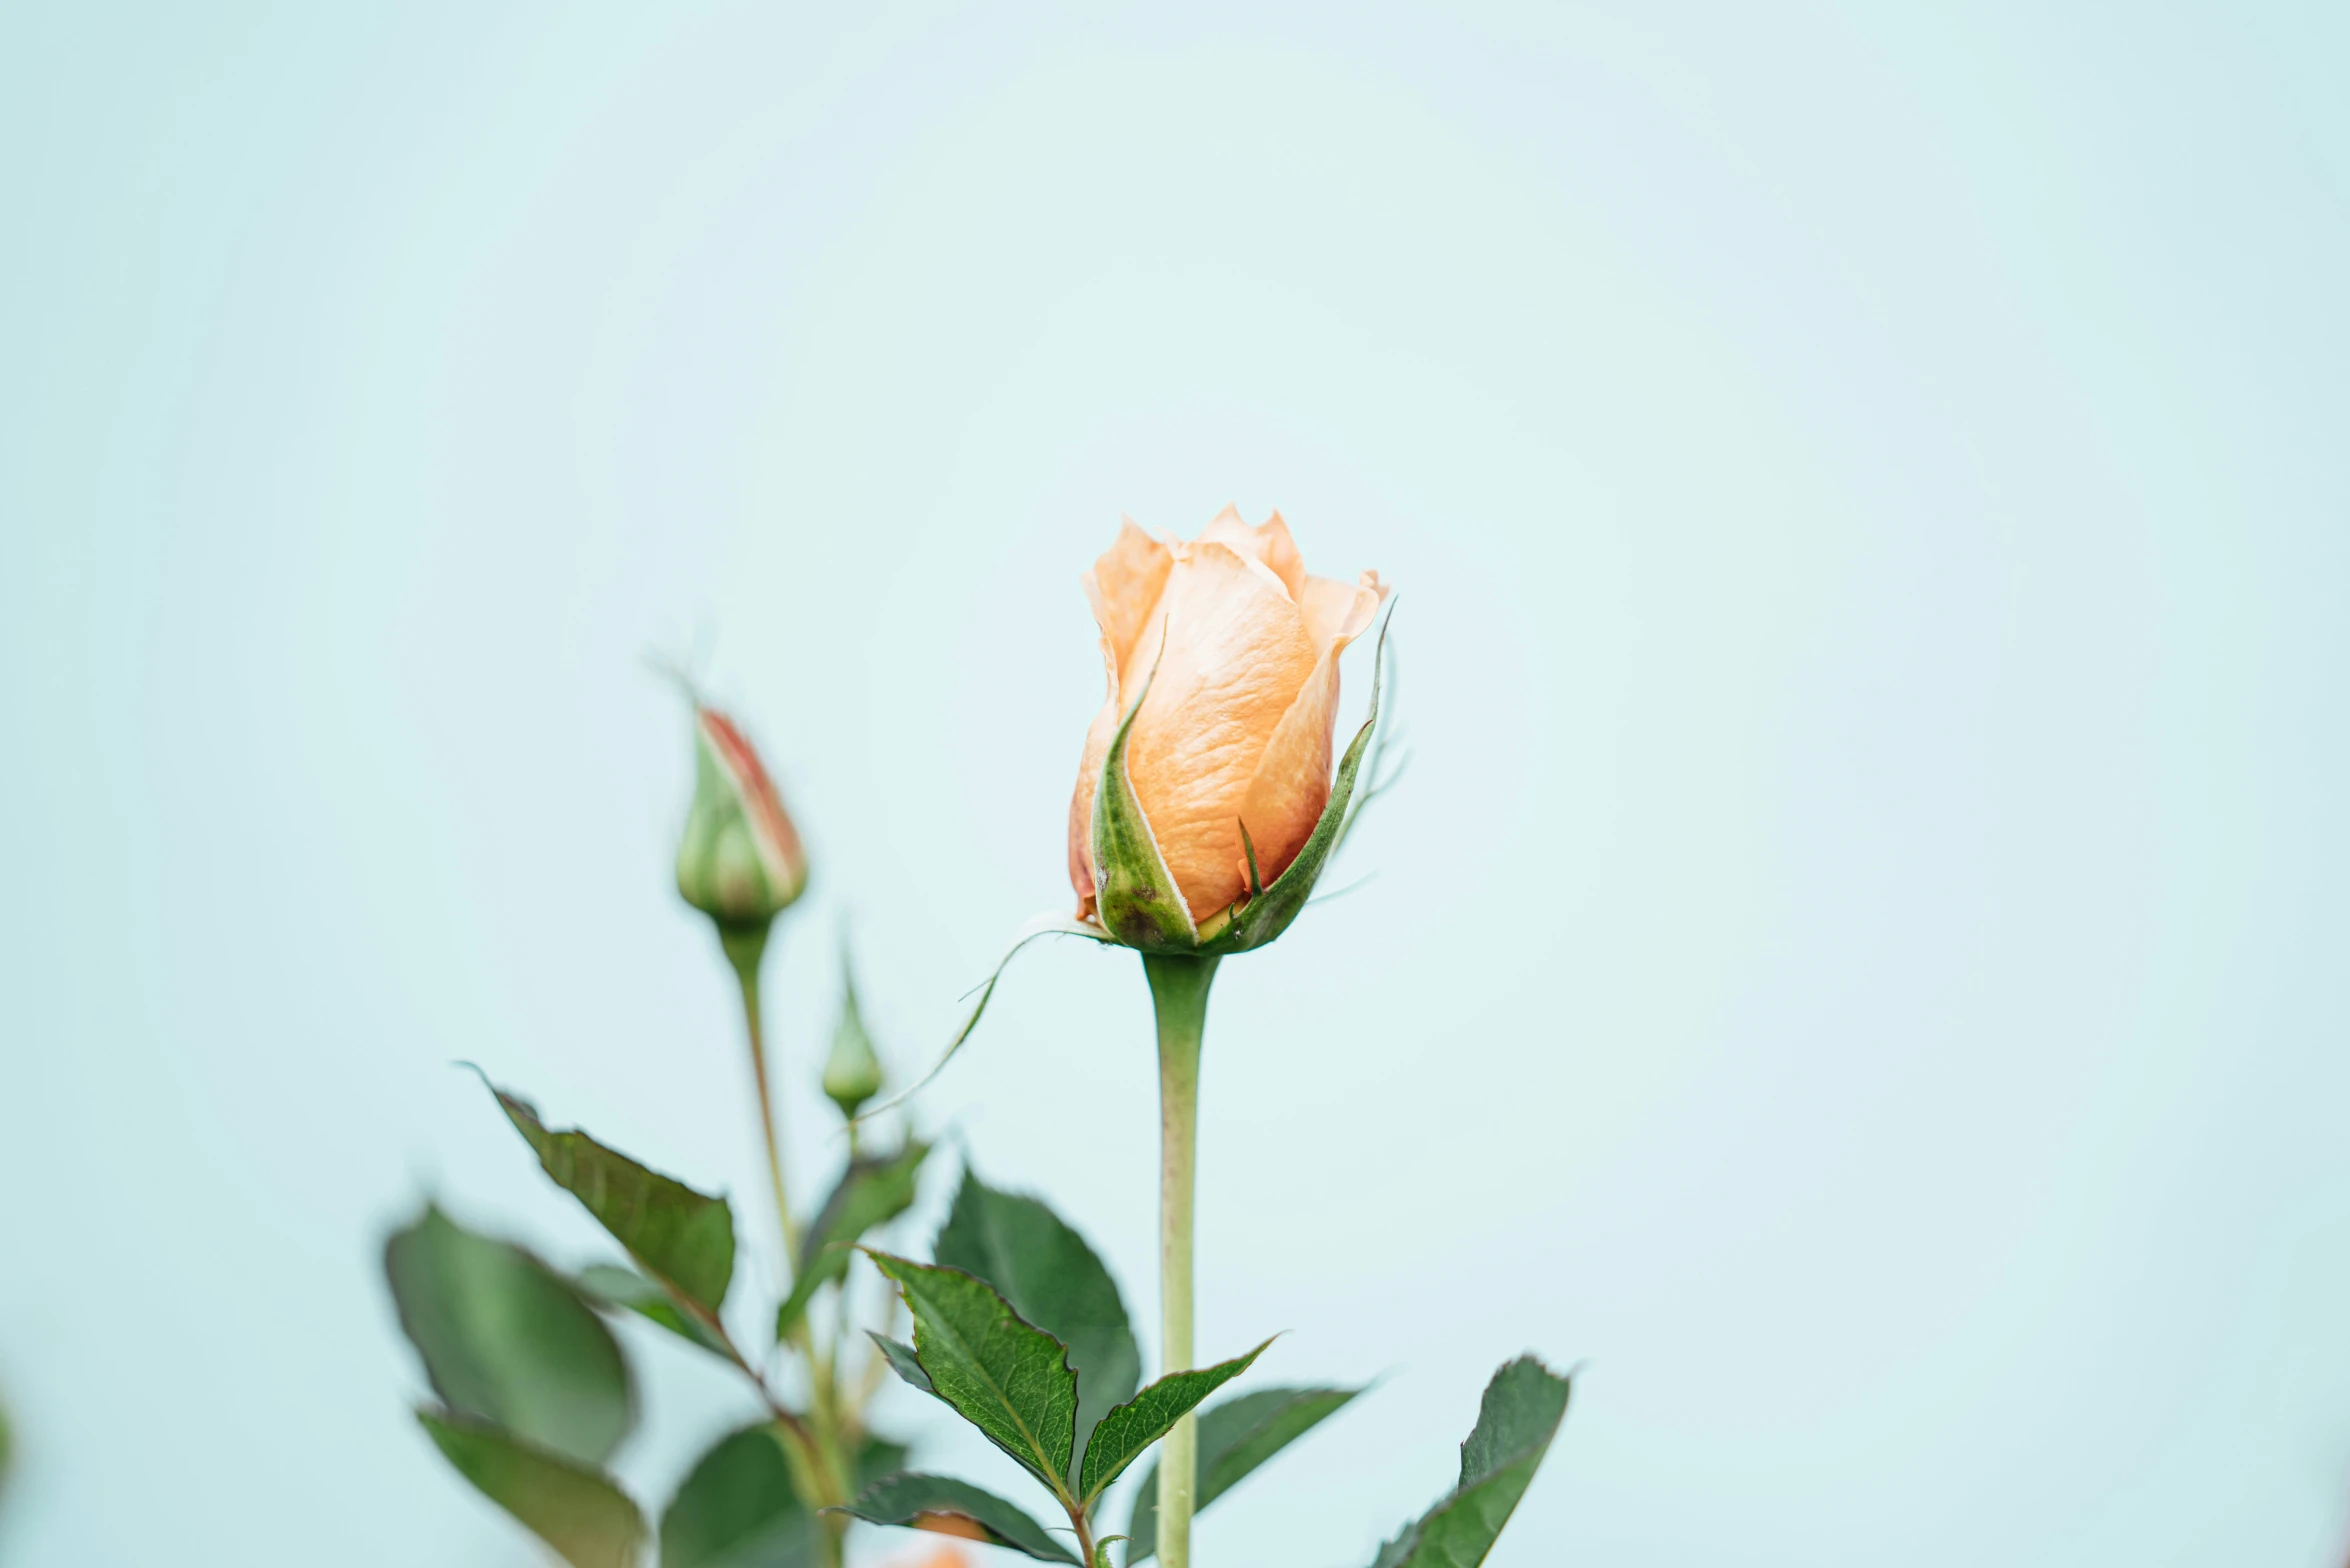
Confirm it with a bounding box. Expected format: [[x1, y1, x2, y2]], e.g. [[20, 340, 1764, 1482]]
[[485, 1077, 736, 1317], [870, 1332, 932, 1393], [417, 1408, 645, 1568], [384, 1206, 634, 1466], [775, 1141, 931, 1341], [933, 1169, 1140, 1486], [868, 1252, 1079, 1497], [1366, 1357, 1571, 1568], [833, 1473, 1080, 1563], [660, 1422, 817, 1568], [1077, 1341, 1271, 1502], [1124, 1384, 1363, 1562], [575, 1262, 732, 1360]]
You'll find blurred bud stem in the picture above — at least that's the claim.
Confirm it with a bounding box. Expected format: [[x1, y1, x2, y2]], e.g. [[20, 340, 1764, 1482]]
[[720, 919, 802, 1264], [1142, 951, 1219, 1568]]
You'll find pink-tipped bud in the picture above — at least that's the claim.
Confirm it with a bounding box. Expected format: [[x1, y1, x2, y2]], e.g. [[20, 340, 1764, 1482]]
[[675, 706, 808, 929]]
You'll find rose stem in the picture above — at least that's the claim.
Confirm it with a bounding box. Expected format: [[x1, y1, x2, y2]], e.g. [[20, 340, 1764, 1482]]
[[1144, 952, 1220, 1568], [725, 921, 851, 1568], [722, 922, 802, 1265]]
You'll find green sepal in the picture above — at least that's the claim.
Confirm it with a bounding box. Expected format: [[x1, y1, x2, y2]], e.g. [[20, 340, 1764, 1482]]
[[775, 1140, 931, 1342], [1077, 1339, 1271, 1503], [659, 1422, 816, 1568], [1196, 609, 1390, 955], [416, 1407, 646, 1568], [866, 1251, 1080, 1502], [850, 912, 1113, 1129], [383, 1205, 635, 1467], [1366, 1356, 1571, 1568], [1123, 1383, 1364, 1563], [1088, 650, 1198, 952], [830, 1473, 1080, 1563], [574, 1262, 731, 1361], [480, 1074, 736, 1319], [933, 1168, 1140, 1492]]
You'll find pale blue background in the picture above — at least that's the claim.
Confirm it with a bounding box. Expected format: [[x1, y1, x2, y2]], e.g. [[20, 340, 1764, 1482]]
[[3, 3, 2345, 1565]]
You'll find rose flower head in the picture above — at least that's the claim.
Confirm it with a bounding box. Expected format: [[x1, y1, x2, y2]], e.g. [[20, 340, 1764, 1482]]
[[1069, 507, 1388, 954], [675, 704, 808, 929]]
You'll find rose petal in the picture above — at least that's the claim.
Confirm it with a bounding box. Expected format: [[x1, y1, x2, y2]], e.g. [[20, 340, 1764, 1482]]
[[1237, 573, 1386, 887], [1123, 540, 1319, 919], [1198, 505, 1307, 602]]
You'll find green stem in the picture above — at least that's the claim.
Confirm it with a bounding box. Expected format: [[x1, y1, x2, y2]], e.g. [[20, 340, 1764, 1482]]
[[722, 922, 802, 1265], [721, 922, 845, 1568], [1143, 952, 1219, 1568]]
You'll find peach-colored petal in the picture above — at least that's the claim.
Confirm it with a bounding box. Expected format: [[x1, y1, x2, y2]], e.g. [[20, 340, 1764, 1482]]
[[1237, 575, 1386, 886], [1123, 540, 1318, 919], [1083, 519, 1175, 679], [1299, 569, 1385, 650], [1198, 505, 1307, 602]]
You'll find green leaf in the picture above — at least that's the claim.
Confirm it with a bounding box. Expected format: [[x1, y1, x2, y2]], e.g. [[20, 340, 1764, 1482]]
[[660, 1422, 817, 1568], [869, 1333, 932, 1394], [1123, 1384, 1363, 1563], [418, 1407, 647, 1568], [1366, 1356, 1571, 1568], [774, 1141, 932, 1342], [1089, 646, 1198, 951], [868, 1251, 1079, 1500], [483, 1076, 736, 1317], [856, 1433, 910, 1492], [933, 1169, 1140, 1490], [575, 1262, 732, 1361], [1078, 1340, 1270, 1502], [832, 1473, 1079, 1564], [1200, 607, 1391, 955], [384, 1206, 634, 1466]]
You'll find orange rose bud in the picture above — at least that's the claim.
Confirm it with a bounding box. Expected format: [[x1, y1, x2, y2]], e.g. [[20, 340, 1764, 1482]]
[[675, 705, 809, 929], [1069, 508, 1387, 951]]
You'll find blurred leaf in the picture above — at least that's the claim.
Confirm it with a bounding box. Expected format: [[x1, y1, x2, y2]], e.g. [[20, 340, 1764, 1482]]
[[833, 1473, 1079, 1563], [1125, 1385, 1363, 1563], [1077, 1340, 1269, 1503], [933, 1169, 1139, 1489], [575, 1262, 731, 1361], [857, 1433, 910, 1491], [868, 1251, 1078, 1499], [869, 1333, 931, 1394], [661, 1422, 817, 1568], [418, 1407, 646, 1568], [774, 1141, 931, 1342], [484, 1076, 735, 1317], [385, 1206, 634, 1466], [1365, 1357, 1571, 1568]]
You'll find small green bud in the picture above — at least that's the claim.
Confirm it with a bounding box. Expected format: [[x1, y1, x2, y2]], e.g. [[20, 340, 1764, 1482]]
[[675, 705, 808, 928], [822, 957, 885, 1120]]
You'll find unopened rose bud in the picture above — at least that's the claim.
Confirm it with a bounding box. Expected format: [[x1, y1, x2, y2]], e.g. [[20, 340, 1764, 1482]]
[[822, 957, 885, 1120], [675, 704, 808, 932], [1068, 508, 1387, 952]]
